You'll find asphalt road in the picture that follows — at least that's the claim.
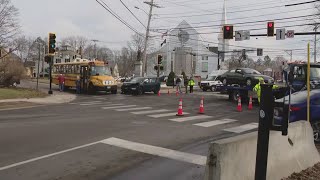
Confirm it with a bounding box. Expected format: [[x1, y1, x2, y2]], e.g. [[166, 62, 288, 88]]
[[0, 90, 259, 180]]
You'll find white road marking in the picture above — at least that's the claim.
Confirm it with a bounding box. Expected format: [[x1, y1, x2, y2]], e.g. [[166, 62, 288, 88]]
[[131, 109, 171, 115], [99, 104, 123, 108], [0, 141, 101, 171], [169, 115, 212, 122], [80, 102, 111, 106], [115, 107, 152, 112], [223, 123, 259, 133], [101, 137, 207, 166], [148, 112, 190, 118], [102, 105, 137, 110], [194, 119, 238, 127]]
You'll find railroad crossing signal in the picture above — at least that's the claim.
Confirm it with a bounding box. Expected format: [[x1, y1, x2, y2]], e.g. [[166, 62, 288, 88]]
[[223, 25, 233, 39], [267, 22, 274, 37], [48, 33, 56, 55], [276, 29, 286, 40], [257, 48, 263, 56]]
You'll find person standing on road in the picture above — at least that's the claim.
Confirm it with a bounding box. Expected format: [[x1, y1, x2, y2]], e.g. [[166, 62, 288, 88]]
[[176, 77, 182, 93], [188, 77, 195, 93], [58, 74, 65, 92], [253, 77, 279, 103], [76, 76, 81, 94]]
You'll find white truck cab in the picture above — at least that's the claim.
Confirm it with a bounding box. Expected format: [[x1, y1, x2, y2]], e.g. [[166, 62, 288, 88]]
[[200, 70, 227, 91]]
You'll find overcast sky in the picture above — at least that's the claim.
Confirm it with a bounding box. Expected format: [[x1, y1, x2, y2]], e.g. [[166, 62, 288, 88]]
[[12, 0, 317, 60]]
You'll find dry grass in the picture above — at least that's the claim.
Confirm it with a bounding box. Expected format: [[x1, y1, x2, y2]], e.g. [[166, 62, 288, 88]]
[[0, 88, 47, 100]]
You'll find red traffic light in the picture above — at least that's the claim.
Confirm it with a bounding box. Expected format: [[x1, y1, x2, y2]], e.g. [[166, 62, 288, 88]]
[[226, 26, 230, 31], [268, 22, 273, 28]]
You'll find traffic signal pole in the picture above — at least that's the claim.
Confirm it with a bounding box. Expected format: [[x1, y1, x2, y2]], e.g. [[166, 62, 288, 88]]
[[48, 56, 53, 95]]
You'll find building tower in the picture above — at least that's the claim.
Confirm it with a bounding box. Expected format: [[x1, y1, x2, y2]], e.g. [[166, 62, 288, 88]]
[[217, 0, 229, 68]]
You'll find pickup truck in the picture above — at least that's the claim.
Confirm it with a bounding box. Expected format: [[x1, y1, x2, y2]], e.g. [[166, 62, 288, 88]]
[[200, 75, 223, 92]]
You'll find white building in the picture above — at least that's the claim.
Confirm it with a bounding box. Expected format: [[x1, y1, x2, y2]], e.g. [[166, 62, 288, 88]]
[[147, 20, 219, 79]]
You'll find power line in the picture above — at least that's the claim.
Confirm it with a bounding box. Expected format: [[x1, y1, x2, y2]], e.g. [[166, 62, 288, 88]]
[[151, 7, 314, 28], [96, 0, 143, 36], [286, 0, 320, 6], [120, 0, 147, 29]]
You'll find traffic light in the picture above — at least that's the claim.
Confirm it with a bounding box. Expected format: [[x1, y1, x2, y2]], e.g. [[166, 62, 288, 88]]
[[257, 48, 263, 56], [223, 25, 233, 39], [242, 49, 246, 60], [267, 22, 274, 37], [157, 54, 163, 65], [44, 55, 52, 64], [48, 33, 56, 54]]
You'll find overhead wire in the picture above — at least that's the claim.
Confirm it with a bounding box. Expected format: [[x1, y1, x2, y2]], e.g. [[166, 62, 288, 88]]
[[120, 0, 147, 29]]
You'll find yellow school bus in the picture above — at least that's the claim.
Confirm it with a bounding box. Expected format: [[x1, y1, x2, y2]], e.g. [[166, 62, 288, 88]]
[[52, 59, 118, 94]]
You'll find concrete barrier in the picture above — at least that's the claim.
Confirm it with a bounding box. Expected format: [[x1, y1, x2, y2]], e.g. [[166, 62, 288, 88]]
[[204, 121, 320, 180]]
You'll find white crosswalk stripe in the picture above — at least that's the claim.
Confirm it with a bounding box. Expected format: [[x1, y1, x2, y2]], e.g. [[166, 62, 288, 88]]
[[115, 107, 152, 112], [102, 105, 137, 110], [194, 119, 238, 127], [131, 109, 171, 115], [148, 112, 190, 118], [100, 103, 123, 107], [169, 115, 212, 122], [223, 123, 258, 133], [80, 102, 110, 106]]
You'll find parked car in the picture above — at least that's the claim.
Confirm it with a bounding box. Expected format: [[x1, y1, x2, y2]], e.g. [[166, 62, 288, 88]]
[[200, 75, 223, 91], [274, 89, 320, 143], [121, 77, 161, 95], [218, 68, 274, 86]]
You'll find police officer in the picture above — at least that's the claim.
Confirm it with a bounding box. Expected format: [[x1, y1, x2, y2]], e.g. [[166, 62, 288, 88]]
[[188, 77, 195, 93], [253, 77, 278, 103]]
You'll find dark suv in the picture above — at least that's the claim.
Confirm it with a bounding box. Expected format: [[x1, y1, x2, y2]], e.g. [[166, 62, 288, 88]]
[[121, 77, 161, 95]]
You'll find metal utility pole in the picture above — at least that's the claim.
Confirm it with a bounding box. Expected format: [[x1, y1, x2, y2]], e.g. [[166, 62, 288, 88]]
[[142, 0, 160, 76], [314, 25, 318, 63], [92, 40, 98, 59], [37, 42, 40, 90]]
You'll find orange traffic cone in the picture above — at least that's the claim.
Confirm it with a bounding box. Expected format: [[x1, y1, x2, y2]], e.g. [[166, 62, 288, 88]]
[[237, 96, 242, 112], [158, 91, 161, 96], [176, 98, 184, 116], [248, 96, 253, 110], [199, 97, 204, 114], [176, 91, 179, 97]]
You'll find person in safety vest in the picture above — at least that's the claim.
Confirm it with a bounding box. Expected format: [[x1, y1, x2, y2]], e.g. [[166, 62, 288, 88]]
[[188, 77, 195, 93], [253, 77, 279, 103]]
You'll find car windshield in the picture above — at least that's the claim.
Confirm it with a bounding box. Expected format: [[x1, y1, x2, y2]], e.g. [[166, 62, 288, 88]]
[[243, 69, 261, 74], [130, 77, 145, 83], [91, 66, 111, 76], [310, 66, 320, 80], [206, 76, 216, 81]]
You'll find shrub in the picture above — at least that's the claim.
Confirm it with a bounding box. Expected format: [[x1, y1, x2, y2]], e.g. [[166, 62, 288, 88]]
[[0, 60, 25, 87]]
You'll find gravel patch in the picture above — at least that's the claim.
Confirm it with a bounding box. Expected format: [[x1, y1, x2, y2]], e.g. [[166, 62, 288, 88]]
[[281, 144, 320, 180]]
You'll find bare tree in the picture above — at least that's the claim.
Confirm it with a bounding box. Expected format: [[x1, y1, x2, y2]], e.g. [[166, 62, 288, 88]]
[[128, 33, 145, 62], [0, 0, 20, 47], [61, 36, 88, 51]]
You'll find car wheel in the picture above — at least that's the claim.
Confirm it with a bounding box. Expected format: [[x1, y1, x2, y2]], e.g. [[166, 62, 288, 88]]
[[202, 88, 207, 92], [222, 78, 227, 85], [312, 122, 320, 144], [137, 87, 143, 95], [88, 83, 96, 95], [232, 90, 240, 102], [211, 86, 216, 92], [246, 78, 252, 86]]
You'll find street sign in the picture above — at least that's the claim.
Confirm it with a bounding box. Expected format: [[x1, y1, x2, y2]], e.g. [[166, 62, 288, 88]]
[[243, 30, 250, 40], [235, 31, 242, 41], [286, 30, 294, 38], [276, 29, 286, 40], [235, 30, 250, 41], [257, 48, 263, 56]]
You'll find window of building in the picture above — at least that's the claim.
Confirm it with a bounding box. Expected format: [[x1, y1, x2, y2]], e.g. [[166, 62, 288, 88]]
[[56, 59, 61, 63], [202, 56, 208, 61], [202, 62, 208, 72]]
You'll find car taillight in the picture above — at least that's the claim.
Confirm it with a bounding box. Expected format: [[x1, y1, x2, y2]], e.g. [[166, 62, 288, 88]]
[[290, 106, 301, 111]]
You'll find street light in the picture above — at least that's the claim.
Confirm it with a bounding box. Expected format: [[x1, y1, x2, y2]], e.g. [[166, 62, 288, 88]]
[[134, 6, 148, 16]]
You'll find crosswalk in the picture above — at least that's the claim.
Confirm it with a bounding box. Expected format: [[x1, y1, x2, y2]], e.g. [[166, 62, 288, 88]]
[[69, 101, 258, 134]]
